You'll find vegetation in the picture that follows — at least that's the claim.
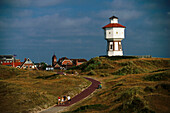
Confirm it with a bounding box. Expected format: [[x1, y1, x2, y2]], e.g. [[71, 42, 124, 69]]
[[144, 71, 170, 81], [65, 57, 170, 113], [1, 57, 170, 113], [0, 65, 91, 113]]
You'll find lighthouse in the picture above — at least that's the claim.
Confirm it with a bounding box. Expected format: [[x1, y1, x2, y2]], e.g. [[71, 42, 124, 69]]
[[102, 16, 126, 56]]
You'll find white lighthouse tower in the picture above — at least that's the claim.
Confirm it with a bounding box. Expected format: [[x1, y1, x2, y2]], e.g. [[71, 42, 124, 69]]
[[102, 16, 126, 56]]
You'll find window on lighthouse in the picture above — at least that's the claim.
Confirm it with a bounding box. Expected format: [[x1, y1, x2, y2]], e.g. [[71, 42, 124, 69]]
[[110, 42, 113, 50], [110, 45, 113, 49]]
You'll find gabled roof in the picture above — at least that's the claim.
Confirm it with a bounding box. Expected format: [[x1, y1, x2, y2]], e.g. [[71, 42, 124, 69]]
[[54, 63, 61, 68], [58, 57, 69, 61], [71, 59, 87, 62], [20, 58, 33, 67], [102, 23, 126, 29], [109, 16, 118, 19]]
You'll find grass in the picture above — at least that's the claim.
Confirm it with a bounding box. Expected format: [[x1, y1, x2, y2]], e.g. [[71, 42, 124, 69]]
[[1, 57, 170, 113], [64, 104, 108, 113], [0, 65, 91, 113], [64, 57, 170, 113], [144, 71, 170, 81]]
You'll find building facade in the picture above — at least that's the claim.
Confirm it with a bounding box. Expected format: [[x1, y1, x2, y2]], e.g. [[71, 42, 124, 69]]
[[20, 58, 38, 70], [52, 55, 87, 70], [0, 55, 21, 67], [102, 16, 126, 56]]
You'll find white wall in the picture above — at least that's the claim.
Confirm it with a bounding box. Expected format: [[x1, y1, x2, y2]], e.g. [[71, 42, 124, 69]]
[[105, 28, 125, 39], [110, 18, 118, 23], [108, 51, 123, 56]]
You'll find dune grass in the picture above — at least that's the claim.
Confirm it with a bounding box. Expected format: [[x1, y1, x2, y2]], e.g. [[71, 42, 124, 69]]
[[64, 57, 170, 113], [0, 65, 91, 113]]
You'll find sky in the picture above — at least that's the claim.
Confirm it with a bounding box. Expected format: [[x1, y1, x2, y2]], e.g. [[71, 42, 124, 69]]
[[0, 0, 170, 64]]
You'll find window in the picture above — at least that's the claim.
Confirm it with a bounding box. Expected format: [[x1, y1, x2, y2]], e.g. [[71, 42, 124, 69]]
[[115, 42, 118, 50], [109, 32, 111, 34], [110, 45, 113, 49], [110, 42, 113, 50]]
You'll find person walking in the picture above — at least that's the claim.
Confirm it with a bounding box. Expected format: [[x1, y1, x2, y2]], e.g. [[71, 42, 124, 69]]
[[58, 96, 61, 105], [100, 83, 102, 89], [67, 95, 71, 104], [98, 83, 102, 89], [61, 97, 64, 105], [63, 95, 66, 101]]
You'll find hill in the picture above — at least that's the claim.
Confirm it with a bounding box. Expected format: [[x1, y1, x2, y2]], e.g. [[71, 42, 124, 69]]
[[0, 65, 91, 113], [65, 56, 170, 113]]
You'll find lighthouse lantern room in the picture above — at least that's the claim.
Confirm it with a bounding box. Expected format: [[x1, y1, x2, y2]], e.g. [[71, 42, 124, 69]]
[[102, 16, 126, 56]]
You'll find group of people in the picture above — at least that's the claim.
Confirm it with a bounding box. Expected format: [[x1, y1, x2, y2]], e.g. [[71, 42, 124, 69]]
[[57, 95, 71, 105]]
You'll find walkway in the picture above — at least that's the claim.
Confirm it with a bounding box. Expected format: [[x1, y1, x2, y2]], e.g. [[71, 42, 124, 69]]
[[39, 77, 101, 113]]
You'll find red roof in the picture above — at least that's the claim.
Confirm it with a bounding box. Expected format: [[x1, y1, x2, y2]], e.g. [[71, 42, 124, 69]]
[[102, 23, 126, 29]]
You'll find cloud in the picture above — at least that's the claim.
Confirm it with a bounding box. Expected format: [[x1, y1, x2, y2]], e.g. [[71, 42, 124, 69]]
[[110, 0, 136, 10], [0, 0, 65, 7], [12, 10, 33, 17], [168, 12, 170, 15], [45, 39, 82, 44]]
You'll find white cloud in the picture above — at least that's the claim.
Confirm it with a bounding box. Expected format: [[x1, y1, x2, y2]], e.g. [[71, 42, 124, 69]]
[[110, 0, 136, 10], [1, 0, 65, 7], [12, 10, 33, 17]]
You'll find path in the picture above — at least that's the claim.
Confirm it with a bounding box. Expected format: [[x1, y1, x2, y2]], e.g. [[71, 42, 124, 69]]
[[39, 77, 100, 113]]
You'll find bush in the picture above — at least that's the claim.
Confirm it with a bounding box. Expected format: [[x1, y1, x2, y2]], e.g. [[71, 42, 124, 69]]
[[66, 104, 108, 113], [100, 73, 109, 77], [88, 70, 96, 75], [112, 65, 147, 75], [155, 83, 170, 92], [144, 86, 154, 92], [111, 96, 146, 113], [144, 72, 170, 81]]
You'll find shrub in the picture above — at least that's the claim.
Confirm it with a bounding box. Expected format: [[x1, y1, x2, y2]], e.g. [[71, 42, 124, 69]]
[[144, 86, 154, 92], [111, 96, 146, 113], [66, 104, 108, 113], [88, 70, 96, 75], [112, 65, 147, 75], [100, 73, 110, 77], [155, 83, 170, 92], [143, 72, 170, 81]]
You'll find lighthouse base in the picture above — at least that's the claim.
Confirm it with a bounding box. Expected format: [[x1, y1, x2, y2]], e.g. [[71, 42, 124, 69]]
[[108, 51, 123, 56]]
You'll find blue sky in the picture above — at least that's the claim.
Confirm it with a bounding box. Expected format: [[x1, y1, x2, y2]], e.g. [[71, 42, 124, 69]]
[[0, 0, 170, 64]]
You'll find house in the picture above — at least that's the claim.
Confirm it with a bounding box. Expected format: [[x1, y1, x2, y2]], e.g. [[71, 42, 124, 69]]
[[0, 55, 22, 68], [20, 58, 38, 70], [46, 65, 54, 71], [71, 59, 87, 66], [52, 55, 87, 70]]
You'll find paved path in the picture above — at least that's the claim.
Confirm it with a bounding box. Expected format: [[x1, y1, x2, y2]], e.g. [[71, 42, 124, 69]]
[[39, 77, 100, 113]]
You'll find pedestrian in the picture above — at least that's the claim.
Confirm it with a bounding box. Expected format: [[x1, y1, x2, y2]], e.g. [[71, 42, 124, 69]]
[[58, 96, 61, 105], [63, 95, 66, 101], [61, 97, 64, 105], [67, 95, 71, 104], [98, 83, 102, 89], [100, 83, 102, 89]]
